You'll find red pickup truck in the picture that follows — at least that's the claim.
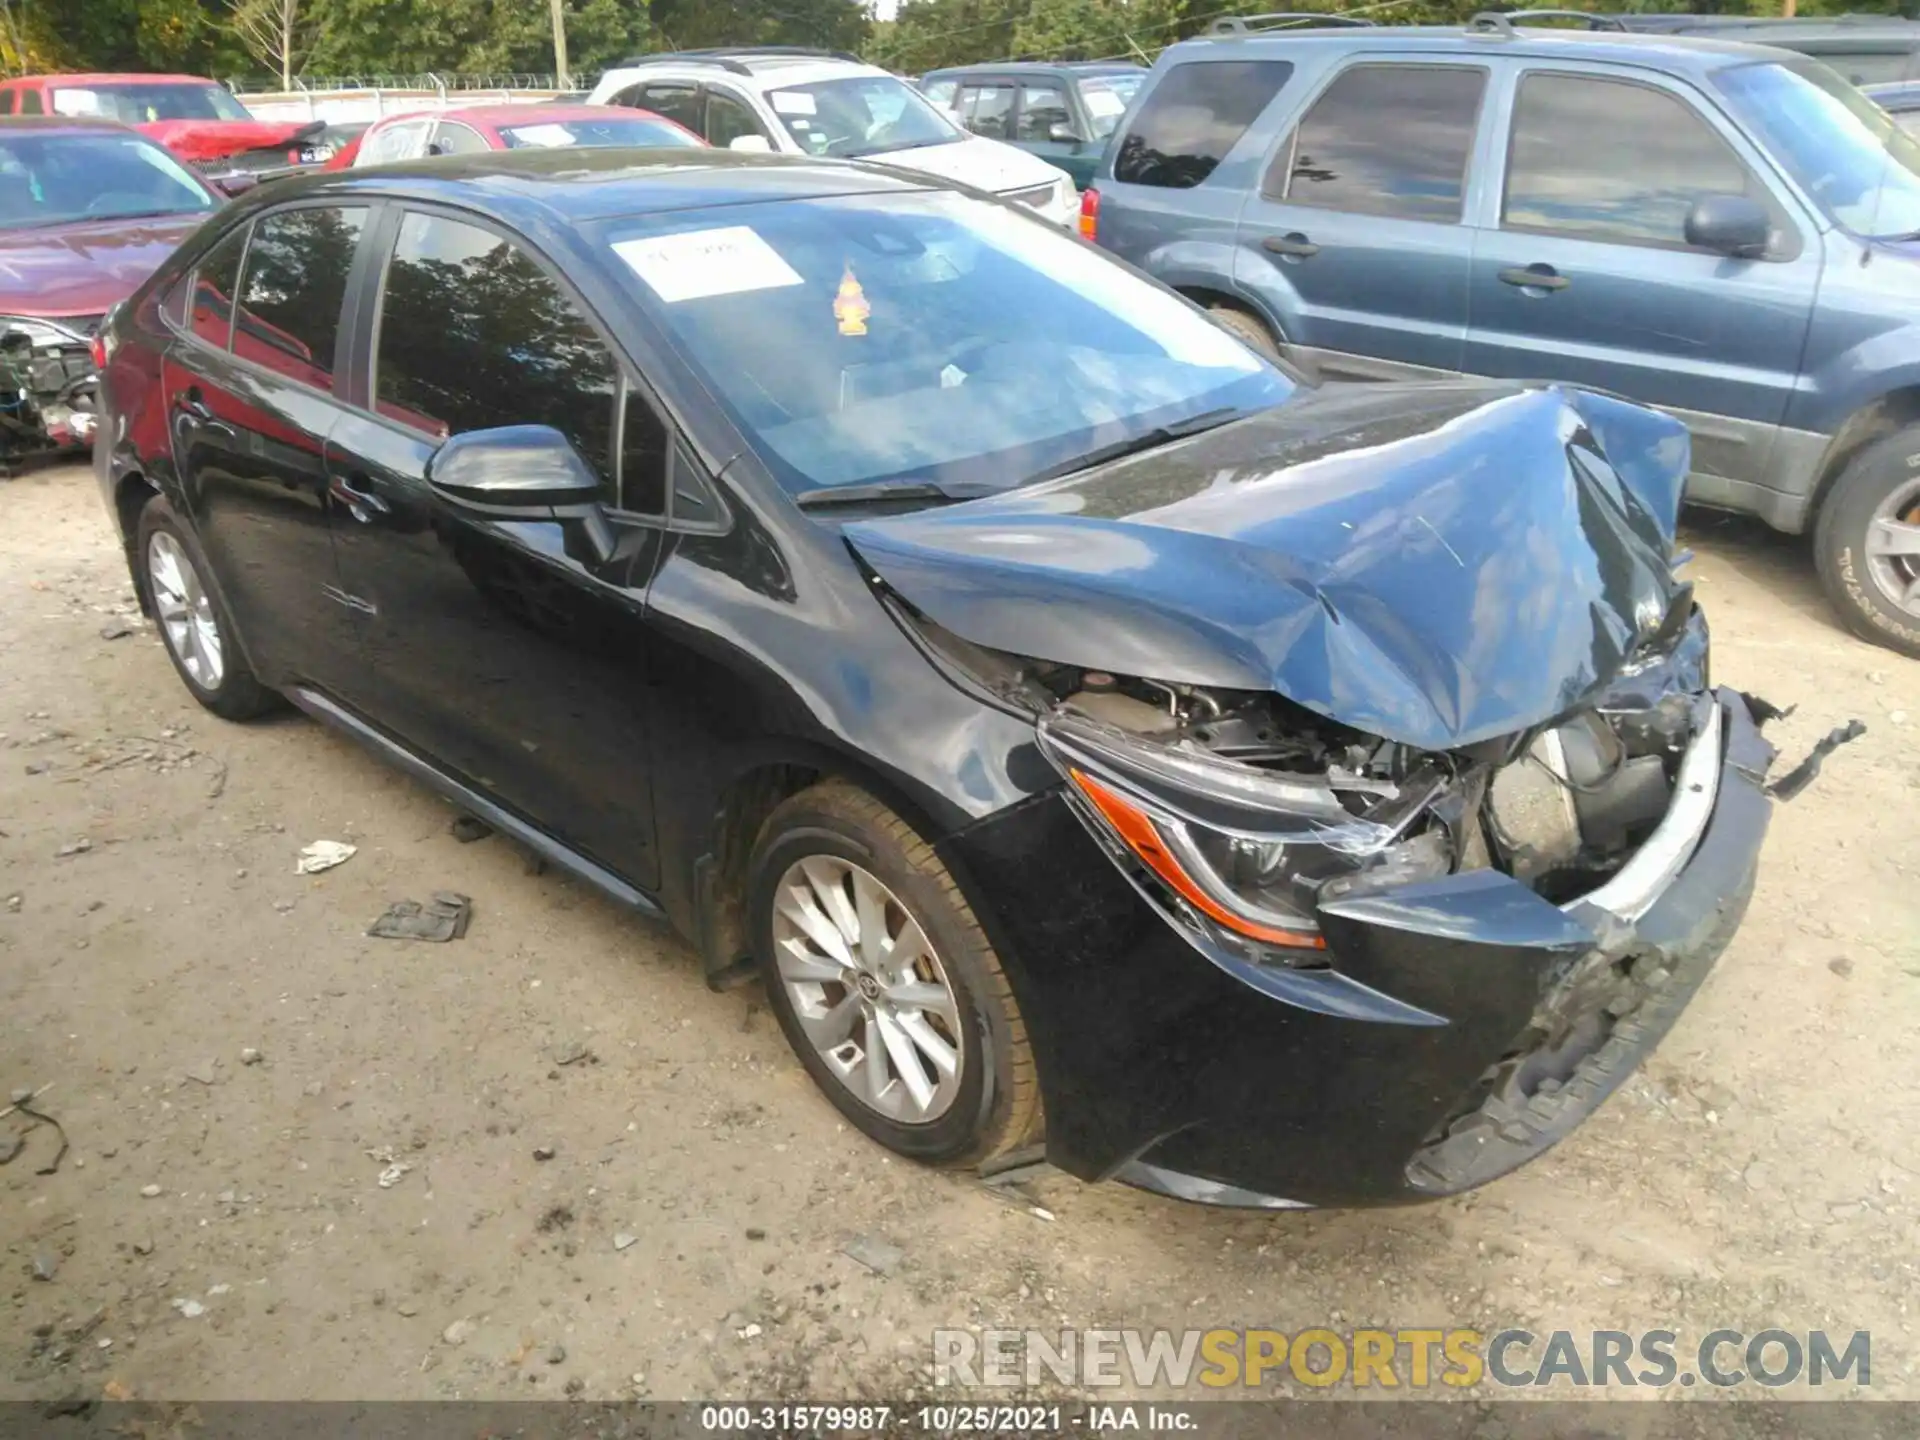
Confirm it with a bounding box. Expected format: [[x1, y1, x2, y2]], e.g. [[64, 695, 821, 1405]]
[[0, 74, 334, 179]]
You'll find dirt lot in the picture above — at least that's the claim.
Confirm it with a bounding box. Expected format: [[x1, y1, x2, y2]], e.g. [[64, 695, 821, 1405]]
[[2, 458, 1918, 1406]]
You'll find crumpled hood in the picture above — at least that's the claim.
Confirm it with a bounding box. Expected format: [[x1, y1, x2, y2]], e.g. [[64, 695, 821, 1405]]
[[845, 381, 1691, 751], [0, 214, 207, 318], [139, 118, 322, 162]]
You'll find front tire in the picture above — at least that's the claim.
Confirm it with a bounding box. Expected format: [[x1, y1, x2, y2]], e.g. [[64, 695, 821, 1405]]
[[136, 496, 279, 720], [749, 780, 1040, 1166], [1813, 428, 1920, 659]]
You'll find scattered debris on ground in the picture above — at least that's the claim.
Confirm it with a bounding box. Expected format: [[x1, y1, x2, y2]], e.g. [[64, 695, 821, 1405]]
[[368, 892, 472, 941]]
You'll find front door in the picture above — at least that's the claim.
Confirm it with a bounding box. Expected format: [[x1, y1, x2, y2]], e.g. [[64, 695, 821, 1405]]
[[1013, 78, 1092, 186], [324, 207, 668, 888], [1233, 59, 1490, 379], [163, 203, 371, 692], [1462, 66, 1821, 488]]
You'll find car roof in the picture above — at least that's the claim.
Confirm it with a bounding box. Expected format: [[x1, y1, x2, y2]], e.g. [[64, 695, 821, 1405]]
[[253, 147, 941, 226], [602, 54, 891, 90], [429, 103, 670, 127], [1867, 79, 1920, 108], [0, 114, 144, 135], [9, 73, 217, 86], [1174, 24, 1802, 75], [923, 61, 1146, 78], [1615, 14, 1920, 38]]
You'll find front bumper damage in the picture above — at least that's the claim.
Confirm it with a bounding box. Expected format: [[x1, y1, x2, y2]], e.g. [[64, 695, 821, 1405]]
[[946, 687, 1783, 1209], [0, 318, 100, 471]]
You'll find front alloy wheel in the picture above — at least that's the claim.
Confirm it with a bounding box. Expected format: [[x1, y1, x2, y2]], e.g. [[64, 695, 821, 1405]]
[[751, 780, 1041, 1165], [772, 855, 965, 1123]]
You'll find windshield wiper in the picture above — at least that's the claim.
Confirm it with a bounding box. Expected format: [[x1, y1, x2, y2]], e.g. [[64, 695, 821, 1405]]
[[794, 477, 997, 511], [1028, 406, 1249, 484]]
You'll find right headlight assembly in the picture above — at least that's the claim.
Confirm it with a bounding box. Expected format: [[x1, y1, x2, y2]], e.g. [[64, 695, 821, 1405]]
[[1035, 708, 1453, 962]]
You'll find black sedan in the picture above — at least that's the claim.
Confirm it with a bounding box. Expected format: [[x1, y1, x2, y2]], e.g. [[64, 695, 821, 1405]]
[[94, 148, 1788, 1208]]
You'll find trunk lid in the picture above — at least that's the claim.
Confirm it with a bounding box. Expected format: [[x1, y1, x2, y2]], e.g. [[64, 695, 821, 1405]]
[[844, 380, 1690, 750]]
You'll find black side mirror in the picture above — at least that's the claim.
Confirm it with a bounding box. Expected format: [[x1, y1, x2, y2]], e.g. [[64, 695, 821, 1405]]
[[428, 425, 614, 557], [211, 172, 258, 198], [1684, 194, 1770, 259], [1047, 120, 1084, 144]]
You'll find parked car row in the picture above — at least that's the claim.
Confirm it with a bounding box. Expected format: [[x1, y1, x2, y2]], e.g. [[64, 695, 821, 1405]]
[[90, 140, 1813, 1208], [1080, 16, 1920, 657]]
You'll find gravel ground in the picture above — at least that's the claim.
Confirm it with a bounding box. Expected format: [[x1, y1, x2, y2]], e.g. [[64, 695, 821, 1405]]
[[2, 460, 1917, 1406]]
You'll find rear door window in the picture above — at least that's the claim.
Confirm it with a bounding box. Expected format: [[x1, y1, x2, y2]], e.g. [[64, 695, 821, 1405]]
[[20, 89, 41, 115], [189, 224, 249, 350], [1272, 64, 1487, 222], [233, 206, 367, 388], [374, 212, 619, 495], [1113, 60, 1294, 188], [1503, 72, 1774, 250]]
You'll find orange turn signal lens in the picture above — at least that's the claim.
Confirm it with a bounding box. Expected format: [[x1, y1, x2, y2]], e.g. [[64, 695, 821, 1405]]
[[1068, 767, 1326, 951]]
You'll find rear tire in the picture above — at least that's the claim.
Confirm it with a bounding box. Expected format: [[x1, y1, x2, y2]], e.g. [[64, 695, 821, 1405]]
[[1208, 302, 1282, 362], [1813, 428, 1920, 659], [136, 496, 280, 721], [749, 780, 1040, 1167]]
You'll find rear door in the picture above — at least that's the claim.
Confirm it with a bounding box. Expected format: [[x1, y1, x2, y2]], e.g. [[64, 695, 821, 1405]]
[[162, 203, 373, 692], [1461, 65, 1822, 488], [1233, 58, 1491, 379]]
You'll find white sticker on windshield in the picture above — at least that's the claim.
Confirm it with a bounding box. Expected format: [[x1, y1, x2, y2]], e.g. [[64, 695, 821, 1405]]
[[52, 89, 104, 116], [771, 90, 817, 116], [613, 226, 805, 303], [505, 123, 578, 148]]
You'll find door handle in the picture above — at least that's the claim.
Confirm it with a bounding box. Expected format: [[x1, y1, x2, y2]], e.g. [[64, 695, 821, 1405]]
[[328, 471, 391, 523], [1262, 232, 1320, 259], [173, 388, 216, 423], [1498, 264, 1570, 292]]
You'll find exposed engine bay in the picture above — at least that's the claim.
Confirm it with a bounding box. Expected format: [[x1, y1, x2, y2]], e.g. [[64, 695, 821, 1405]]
[[0, 319, 98, 472], [893, 593, 1715, 942]]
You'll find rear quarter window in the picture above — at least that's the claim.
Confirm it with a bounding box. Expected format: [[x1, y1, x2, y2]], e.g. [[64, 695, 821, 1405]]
[[1113, 59, 1294, 188]]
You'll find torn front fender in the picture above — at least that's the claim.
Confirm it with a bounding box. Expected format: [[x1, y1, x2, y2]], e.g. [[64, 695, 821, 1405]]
[[846, 381, 1691, 750]]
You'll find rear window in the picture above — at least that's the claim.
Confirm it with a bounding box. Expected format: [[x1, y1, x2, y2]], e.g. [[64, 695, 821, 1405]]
[[1113, 60, 1293, 188]]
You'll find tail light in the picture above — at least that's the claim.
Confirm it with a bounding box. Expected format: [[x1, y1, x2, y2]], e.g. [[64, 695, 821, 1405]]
[[89, 332, 108, 371], [1078, 186, 1100, 242]]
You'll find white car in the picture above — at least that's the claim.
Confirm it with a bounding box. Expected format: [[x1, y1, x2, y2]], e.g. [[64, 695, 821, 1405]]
[[586, 49, 1079, 226]]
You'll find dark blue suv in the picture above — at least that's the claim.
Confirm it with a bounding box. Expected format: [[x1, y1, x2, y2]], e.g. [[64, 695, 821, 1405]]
[[1086, 15, 1920, 657]]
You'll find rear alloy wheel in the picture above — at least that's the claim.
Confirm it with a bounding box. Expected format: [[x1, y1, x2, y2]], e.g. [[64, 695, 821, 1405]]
[[136, 497, 279, 720], [750, 780, 1040, 1166], [1813, 427, 1920, 659]]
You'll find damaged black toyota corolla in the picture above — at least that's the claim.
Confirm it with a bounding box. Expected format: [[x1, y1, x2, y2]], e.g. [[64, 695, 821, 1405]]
[[94, 152, 1845, 1209]]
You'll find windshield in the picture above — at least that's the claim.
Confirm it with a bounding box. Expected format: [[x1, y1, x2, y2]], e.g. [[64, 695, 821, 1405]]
[[1716, 59, 1920, 239], [0, 132, 216, 229], [1080, 73, 1143, 139], [602, 191, 1291, 497], [766, 75, 961, 158], [500, 116, 704, 149], [51, 82, 252, 124]]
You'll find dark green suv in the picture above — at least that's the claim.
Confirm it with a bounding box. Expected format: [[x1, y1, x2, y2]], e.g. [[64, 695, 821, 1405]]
[[920, 61, 1146, 186]]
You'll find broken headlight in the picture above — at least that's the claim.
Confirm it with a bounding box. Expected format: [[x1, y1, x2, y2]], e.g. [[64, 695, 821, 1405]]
[[1035, 708, 1453, 959]]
